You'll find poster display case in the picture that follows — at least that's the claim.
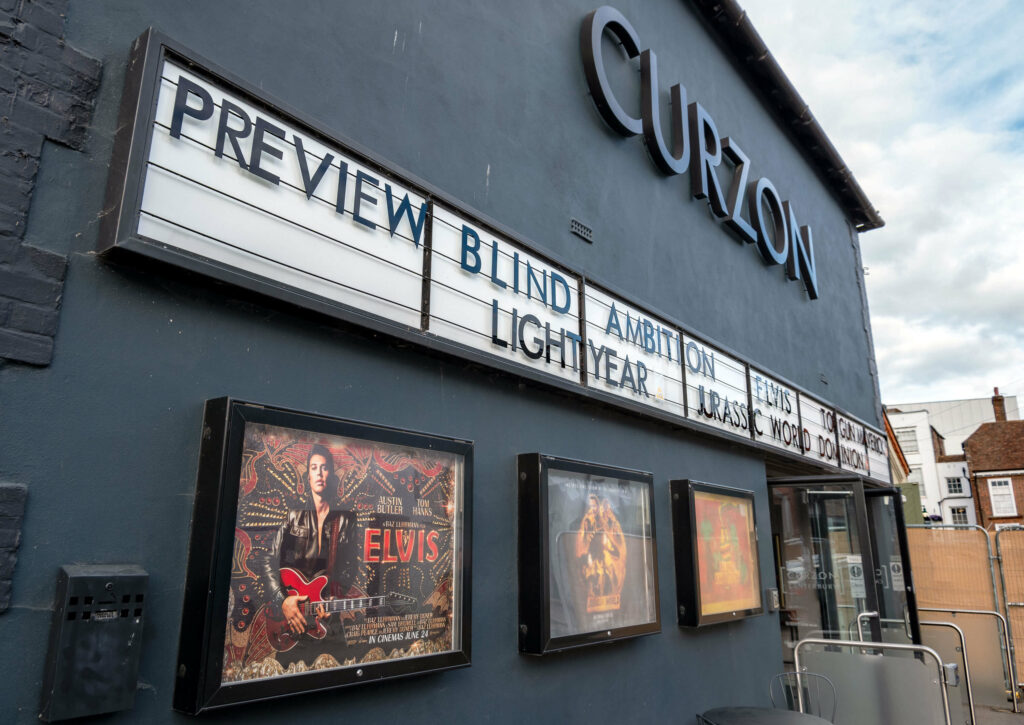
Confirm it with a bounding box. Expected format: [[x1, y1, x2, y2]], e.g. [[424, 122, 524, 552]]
[[174, 398, 472, 713], [670, 480, 763, 627], [518, 454, 660, 654]]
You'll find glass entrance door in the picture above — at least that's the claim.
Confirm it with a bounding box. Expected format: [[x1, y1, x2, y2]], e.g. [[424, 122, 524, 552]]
[[769, 476, 921, 667], [771, 482, 880, 665], [864, 488, 920, 645]]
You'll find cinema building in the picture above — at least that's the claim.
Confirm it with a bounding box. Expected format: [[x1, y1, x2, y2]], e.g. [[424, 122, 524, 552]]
[[1, 1, 920, 722]]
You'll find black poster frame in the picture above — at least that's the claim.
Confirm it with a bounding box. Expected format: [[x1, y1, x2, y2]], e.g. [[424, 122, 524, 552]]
[[517, 453, 661, 655], [670, 479, 765, 627], [174, 398, 473, 714]]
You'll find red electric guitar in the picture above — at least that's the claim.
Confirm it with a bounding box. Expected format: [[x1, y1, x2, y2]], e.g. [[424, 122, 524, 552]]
[[265, 567, 415, 652]]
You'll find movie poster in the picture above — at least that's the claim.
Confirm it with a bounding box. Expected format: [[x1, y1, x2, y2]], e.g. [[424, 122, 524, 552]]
[[221, 422, 463, 683], [546, 469, 657, 638], [693, 490, 760, 616]]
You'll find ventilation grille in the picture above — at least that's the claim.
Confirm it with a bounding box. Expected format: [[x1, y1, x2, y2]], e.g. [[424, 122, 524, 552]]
[[65, 592, 145, 620], [570, 218, 593, 243]]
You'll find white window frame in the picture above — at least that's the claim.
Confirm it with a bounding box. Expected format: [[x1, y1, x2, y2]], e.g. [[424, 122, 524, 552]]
[[946, 477, 964, 496], [988, 478, 1018, 518], [895, 427, 919, 454], [950, 507, 969, 525]]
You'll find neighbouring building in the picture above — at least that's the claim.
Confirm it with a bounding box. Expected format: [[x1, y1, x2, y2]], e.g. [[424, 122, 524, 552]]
[[885, 392, 1018, 526], [885, 410, 920, 524], [966, 391, 1024, 530], [935, 435, 971, 526], [886, 408, 955, 521], [889, 392, 1021, 452]]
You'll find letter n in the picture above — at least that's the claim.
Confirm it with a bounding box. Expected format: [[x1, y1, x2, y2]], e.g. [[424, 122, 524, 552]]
[[784, 201, 819, 300]]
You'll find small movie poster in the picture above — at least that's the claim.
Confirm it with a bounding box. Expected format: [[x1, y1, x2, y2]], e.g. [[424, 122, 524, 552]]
[[546, 469, 657, 638], [693, 489, 760, 617], [221, 421, 464, 683]]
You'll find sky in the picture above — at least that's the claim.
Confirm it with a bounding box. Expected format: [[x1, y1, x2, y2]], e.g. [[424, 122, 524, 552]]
[[740, 0, 1024, 410]]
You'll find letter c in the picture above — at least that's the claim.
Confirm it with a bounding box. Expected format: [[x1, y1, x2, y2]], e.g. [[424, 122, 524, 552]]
[[580, 6, 643, 137]]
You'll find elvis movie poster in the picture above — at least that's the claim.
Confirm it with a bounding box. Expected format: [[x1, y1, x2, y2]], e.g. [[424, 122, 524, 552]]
[[546, 469, 658, 639], [220, 421, 465, 683]]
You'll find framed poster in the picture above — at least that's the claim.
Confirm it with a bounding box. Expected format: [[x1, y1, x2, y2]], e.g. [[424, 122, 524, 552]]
[[670, 480, 763, 627], [518, 454, 660, 654], [174, 399, 472, 713]]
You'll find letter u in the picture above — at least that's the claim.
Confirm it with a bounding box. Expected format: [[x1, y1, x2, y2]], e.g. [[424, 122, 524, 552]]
[[640, 49, 689, 175]]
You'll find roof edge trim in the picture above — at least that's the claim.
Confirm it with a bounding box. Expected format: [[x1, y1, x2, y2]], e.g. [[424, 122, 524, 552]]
[[689, 0, 885, 232]]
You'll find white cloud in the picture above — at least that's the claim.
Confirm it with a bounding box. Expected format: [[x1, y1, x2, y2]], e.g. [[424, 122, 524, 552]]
[[742, 0, 1024, 405]]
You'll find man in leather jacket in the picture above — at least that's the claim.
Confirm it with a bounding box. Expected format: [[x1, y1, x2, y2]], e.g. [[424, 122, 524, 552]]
[[259, 444, 357, 640]]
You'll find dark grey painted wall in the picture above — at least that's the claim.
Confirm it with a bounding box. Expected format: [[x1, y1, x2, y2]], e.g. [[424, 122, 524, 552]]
[[0, 0, 882, 722]]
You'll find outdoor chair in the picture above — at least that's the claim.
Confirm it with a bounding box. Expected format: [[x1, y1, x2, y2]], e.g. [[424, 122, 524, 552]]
[[769, 671, 837, 723]]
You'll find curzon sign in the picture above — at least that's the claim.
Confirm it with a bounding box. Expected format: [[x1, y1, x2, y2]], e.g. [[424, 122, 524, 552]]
[[580, 6, 820, 300]]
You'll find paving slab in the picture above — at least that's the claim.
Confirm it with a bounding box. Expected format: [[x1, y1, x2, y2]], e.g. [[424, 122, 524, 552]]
[[976, 705, 1024, 724]]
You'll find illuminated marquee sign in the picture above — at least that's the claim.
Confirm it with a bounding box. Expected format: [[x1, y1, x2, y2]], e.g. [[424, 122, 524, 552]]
[[799, 394, 840, 468], [749, 368, 802, 455], [140, 61, 428, 328], [865, 427, 892, 485], [584, 287, 684, 414], [837, 412, 870, 477], [683, 337, 749, 437], [429, 206, 582, 383], [102, 31, 889, 483]]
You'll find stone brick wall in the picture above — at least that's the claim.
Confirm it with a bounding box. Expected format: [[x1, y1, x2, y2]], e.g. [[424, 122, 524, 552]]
[[0, 0, 100, 365], [0, 483, 26, 612]]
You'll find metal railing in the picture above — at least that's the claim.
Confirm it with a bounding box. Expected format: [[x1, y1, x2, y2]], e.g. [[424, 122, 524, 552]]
[[921, 619, 976, 725], [794, 637, 952, 725], [995, 526, 1024, 690], [855, 610, 878, 643], [919, 607, 1018, 713], [848, 610, 914, 643]]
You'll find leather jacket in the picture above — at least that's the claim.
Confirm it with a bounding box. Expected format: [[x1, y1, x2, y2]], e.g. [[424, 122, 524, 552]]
[[258, 507, 357, 611]]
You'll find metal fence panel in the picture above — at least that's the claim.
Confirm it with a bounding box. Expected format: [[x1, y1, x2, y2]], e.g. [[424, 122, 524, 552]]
[[996, 527, 1024, 688], [907, 526, 998, 611]]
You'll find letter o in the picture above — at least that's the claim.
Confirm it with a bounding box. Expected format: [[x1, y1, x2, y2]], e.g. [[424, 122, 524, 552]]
[[685, 340, 703, 374], [749, 177, 789, 266]]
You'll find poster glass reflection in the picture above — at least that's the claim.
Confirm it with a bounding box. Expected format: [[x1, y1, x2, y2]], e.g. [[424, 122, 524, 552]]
[[670, 479, 763, 627], [175, 399, 472, 713], [518, 454, 660, 654]]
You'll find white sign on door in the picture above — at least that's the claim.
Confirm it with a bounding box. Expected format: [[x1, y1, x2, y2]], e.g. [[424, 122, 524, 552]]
[[847, 554, 866, 599], [890, 559, 905, 592]]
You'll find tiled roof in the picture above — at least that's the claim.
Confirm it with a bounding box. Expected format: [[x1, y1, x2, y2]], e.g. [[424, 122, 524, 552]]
[[965, 420, 1024, 472]]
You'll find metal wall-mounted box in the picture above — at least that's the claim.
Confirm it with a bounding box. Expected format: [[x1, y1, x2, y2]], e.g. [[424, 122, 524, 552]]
[[39, 564, 148, 722]]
